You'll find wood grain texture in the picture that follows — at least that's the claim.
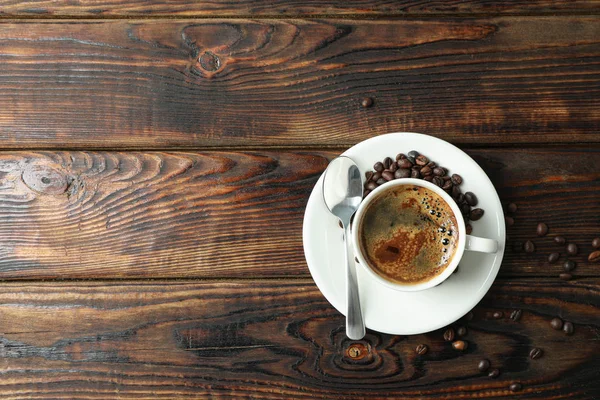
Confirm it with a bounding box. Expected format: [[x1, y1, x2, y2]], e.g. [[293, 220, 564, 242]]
[[0, 148, 598, 279], [0, 17, 598, 148], [0, 0, 598, 16], [0, 278, 597, 399]]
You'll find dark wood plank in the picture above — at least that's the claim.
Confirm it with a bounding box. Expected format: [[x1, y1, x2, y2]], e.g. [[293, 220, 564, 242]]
[[0, 17, 598, 148], [0, 278, 597, 399], [0, 148, 598, 280], [0, 0, 598, 16]]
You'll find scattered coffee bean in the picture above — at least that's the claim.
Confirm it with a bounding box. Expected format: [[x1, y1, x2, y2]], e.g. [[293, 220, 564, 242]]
[[423, 174, 434, 182], [478, 359, 490, 372], [398, 159, 413, 169], [433, 176, 445, 187], [559, 273, 572, 281], [563, 260, 576, 272], [529, 347, 543, 360], [407, 150, 419, 159], [470, 208, 484, 221], [592, 237, 600, 249], [505, 216, 514, 227], [537, 222, 549, 237], [395, 168, 411, 179], [415, 155, 429, 166], [554, 236, 566, 245], [510, 309, 522, 322], [443, 328, 455, 342], [567, 243, 578, 255], [396, 153, 405, 161], [563, 321, 574, 335], [588, 250, 600, 262], [420, 165, 432, 176], [382, 171, 394, 181], [451, 174, 462, 185], [452, 340, 468, 351], [464, 311, 474, 321], [466, 224, 473, 234], [442, 180, 453, 191], [457, 326, 467, 337], [464, 192, 478, 206], [507, 203, 518, 213], [492, 311, 503, 319], [548, 252, 560, 263], [410, 169, 420, 179], [451, 185, 461, 199], [488, 369, 500, 378], [461, 203, 471, 216], [373, 162, 384, 172], [383, 157, 393, 169], [365, 171, 374, 181], [372, 172, 382, 181], [376, 178, 386, 185], [457, 193, 466, 204], [366, 181, 377, 191], [510, 383, 523, 392], [389, 162, 398, 172], [415, 344, 428, 355], [360, 97, 374, 108], [524, 240, 535, 253], [550, 317, 563, 330], [433, 167, 445, 176]]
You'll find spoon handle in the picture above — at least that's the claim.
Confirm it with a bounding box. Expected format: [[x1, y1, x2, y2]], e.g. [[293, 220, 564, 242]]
[[344, 223, 365, 340]]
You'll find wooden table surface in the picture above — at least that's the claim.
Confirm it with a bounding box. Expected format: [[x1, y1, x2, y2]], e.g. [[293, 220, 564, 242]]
[[0, 1, 599, 398]]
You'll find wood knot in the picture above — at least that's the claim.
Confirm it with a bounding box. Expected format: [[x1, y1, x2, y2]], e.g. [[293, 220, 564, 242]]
[[22, 165, 68, 195], [345, 342, 369, 361], [199, 51, 221, 72]]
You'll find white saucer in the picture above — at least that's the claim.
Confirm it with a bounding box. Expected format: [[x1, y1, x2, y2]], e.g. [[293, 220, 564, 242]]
[[303, 132, 506, 335]]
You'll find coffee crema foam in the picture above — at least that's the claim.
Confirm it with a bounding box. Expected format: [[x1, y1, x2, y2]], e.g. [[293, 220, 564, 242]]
[[359, 185, 459, 284]]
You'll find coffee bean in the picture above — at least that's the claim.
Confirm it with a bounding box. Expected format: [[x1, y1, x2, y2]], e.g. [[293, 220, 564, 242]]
[[510, 309, 522, 322], [427, 161, 436, 168], [524, 240, 535, 253], [492, 311, 503, 319], [443, 328, 455, 341], [505, 216, 514, 227], [507, 203, 518, 213], [442, 180, 453, 191], [433, 167, 445, 176], [529, 347, 543, 360], [415, 344, 428, 355], [408, 150, 419, 158], [550, 317, 563, 330], [457, 193, 466, 204], [415, 155, 428, 166], [464, 311, 474, 321], [396, 153, 405, 161], [588, 250, 600, 262], [411, 165, 421, 171], [452, 340, 468, 351], [451, 185, 461, 199], [433, 176, 444, 187], [461, 192, 476, 206], [470, 208, 484, 221], [376, 178, 386, 185], [563, 321, 574, 335], [420, 165, 432, 175], [559, 273, 572, 281], [363, 189, 371, 197], [478, 359, 490, 372], [383, 157, 393, 169], [360, 97, 374, 108], [423, 175, 433, 182], [395, 168, 411, 179], [366, 181, 377, 191], [389, 162, 398, 173], [554, 236, 566, 245], [374, 162, 384, 172], [451, 174, 462, 185], [510, 383, 522, 392], [567, 243, 578, 255], [593, 237, 600, 249], [563, 260, 576, 272], [410, 169, 420, 179], [461, 203, 471, 216], [548, 252, 560, 263], [365, 171, 374, 181], [457, 326, 467, 337], [488, 369, 500, 378], [537, 222, 549, 237], [466, 224, 473, 234], [372, 172, 382, 181], [398, 159, 413, 169], [382, 171, 394, 181]]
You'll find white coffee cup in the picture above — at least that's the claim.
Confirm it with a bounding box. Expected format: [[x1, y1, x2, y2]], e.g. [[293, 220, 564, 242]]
[[352, 178, 497, 292]]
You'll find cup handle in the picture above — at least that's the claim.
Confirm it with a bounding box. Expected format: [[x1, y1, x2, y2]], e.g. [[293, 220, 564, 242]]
[[465, 235, 498, 253]]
